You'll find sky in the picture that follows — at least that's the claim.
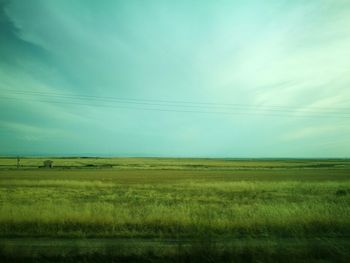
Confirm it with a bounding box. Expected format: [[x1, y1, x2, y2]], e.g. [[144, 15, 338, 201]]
[[0, 0, 350, 158]]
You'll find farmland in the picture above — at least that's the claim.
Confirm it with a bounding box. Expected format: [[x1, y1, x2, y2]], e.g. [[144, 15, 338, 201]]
[[0, 158, 350, 262]]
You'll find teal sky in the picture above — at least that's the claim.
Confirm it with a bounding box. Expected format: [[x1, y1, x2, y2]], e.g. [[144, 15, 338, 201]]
[[0, 0, 350, 157]]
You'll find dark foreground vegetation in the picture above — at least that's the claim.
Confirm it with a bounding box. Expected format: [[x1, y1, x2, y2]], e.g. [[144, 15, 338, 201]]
[[0, 158, 349, 262], [1, 237, 349, 263]]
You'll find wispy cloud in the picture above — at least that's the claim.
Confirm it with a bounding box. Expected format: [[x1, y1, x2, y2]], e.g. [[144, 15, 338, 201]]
[[282, 123, 350, 141], [0, 0, 349, 156], [0, 121, 69, 141]]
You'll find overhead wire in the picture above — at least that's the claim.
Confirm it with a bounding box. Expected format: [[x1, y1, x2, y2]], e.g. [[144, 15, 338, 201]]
[[2, 89, 349, 111], [0, 89, 350, 119]]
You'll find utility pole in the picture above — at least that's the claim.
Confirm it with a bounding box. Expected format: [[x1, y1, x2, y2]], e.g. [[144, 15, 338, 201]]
[[17, 156, 20, 169]]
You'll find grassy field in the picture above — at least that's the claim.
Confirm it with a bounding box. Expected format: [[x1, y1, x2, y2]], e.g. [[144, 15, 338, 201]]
[[0, 158, 349, 262]]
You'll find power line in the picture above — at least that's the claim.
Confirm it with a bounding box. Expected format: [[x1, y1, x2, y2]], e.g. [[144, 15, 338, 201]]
[[2, 89, 350, 112], [1, 95, 350, 119]]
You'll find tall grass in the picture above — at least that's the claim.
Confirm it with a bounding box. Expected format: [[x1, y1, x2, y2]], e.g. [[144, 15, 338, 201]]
[[0, 165, 350, 261], [0, 177, 349, 238]]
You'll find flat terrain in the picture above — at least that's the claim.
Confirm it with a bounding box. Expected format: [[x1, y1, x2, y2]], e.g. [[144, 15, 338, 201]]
[[0, 158, 349, 262]]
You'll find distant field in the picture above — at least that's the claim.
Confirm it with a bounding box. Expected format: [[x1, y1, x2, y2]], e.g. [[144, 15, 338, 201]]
[[1, 156, 350, 170], [0, 158, 349, 262]]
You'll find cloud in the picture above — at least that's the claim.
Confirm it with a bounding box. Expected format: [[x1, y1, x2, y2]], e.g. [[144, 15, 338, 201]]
[[282, 123, 350, 141], [0, 121, 69, 141], [0, 0, 349, 156]]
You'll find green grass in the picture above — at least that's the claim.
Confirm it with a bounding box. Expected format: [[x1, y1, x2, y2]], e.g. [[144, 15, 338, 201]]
[[1, 237, 349, 263], [1, 156, 350, 170], [0, 158, 349, 261]]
